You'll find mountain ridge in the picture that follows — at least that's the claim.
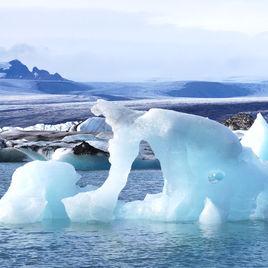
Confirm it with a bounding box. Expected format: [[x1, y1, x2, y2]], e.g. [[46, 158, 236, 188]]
[[0, 59, 66, 81]]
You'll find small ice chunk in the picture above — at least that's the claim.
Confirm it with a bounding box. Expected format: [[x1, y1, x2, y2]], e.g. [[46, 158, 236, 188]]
[[0, 160, 80, 224]]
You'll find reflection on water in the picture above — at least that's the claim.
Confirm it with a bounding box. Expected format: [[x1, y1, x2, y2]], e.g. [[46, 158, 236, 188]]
[[0, 163, 268, 267]]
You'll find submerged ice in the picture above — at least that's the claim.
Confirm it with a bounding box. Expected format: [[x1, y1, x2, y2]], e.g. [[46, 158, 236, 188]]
[[1, 100, 268, 224]]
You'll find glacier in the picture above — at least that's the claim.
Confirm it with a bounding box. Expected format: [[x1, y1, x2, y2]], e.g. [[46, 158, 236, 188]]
[[1, 100, 268, 224]]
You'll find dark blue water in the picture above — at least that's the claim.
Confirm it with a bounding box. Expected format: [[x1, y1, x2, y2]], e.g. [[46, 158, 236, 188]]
[[0, 163, 268, 267]]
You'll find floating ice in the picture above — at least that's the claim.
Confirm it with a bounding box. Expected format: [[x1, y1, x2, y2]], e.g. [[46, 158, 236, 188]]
[[241, 113, 268, 161], [2, 101, 268, 225], [51, 146, 159, 171], [52, 148, 110, 171], [77, 117, 112, 133], [0, 121, 78, 133], [0, 148, 28, 162], [0, 161, 80, 224], [63, 100, 268, 224]]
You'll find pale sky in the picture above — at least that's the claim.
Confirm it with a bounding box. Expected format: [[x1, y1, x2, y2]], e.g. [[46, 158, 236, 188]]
[[1, 0, 268, 81]]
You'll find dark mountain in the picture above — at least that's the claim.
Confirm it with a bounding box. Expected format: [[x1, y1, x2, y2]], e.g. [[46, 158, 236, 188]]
[[167, 81, 253, 98], [0, 59, 66, 81], [0, 59, 94, 95]]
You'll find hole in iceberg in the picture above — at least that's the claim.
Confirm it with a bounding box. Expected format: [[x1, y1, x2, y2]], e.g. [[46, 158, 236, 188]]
[[119, 141, 163, 203]]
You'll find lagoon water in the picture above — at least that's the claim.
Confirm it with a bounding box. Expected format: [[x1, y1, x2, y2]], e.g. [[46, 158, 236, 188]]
[[0, 163, 268, 267]]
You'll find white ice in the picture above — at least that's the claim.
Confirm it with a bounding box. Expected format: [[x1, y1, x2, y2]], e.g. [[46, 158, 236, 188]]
[[0, 161, 81, 224], [0, 62, 11, 70], [77, 117, 112, 133], [63, 100, 268, 224], [0, 121, 78, 133], [241, 113, 268, 161], [2, 100, 268, 225]]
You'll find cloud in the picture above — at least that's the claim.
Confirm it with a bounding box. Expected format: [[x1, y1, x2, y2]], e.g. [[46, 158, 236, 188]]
[[0, 44, 36, 61], [1, 2, 268, 81], [1, 0, 268, 34]]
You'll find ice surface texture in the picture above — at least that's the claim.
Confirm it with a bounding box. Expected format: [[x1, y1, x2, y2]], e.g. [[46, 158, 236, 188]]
[[241, 113, 268, 161], [0, 161, 80, 224], [64, 100, 268, 224], [77, 117, 112, 133], [2, 100, 268, 224]]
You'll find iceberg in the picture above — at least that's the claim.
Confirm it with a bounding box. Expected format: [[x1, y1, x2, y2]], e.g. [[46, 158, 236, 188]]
[[0, 121, 78, 133], [0, 148, 28, 162], [52, 147, 111, 171], [0, 161, 81, 224], [241, 113, 268, 161], [77, 117, 112, 133], [2, 100, 268, 225], [63, 100, 268, 224]]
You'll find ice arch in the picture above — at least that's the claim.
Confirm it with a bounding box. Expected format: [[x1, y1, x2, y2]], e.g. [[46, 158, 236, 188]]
[[63, 100, 268, 224]]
